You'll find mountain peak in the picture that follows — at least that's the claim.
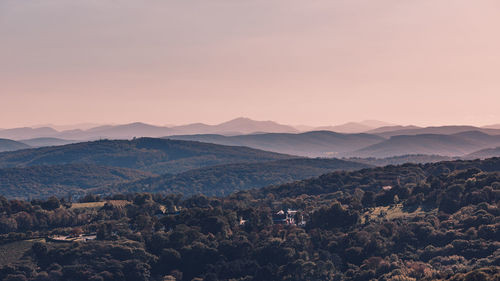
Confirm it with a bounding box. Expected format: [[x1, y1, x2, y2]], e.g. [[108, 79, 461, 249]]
[[215, 117, 298, 134]]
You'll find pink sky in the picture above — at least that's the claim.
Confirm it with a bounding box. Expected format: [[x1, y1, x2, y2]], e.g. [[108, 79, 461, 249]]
[[1, 0, 500, 128]]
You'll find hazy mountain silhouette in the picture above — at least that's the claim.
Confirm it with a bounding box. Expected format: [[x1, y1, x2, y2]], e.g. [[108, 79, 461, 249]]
[[314, 122, 374, 134], [452, 130, 500, 146], [374, 125, 500, 138], [350, 131, 500, 158], [465, 147, 500, 159], [0, 138, 292, 174], [307, 120, 394, 133], [20, 137, 77, 147], [482, 124, 500, 130], [33, 123, 104, 131], [366, 125, 422, 134], [0, 127, 59, 140], [0, 118, 298, 140], [57, 122, 177, 140], [167, 131, 385, 157], [0, 139, 31, 152], [171, 117, 298, 135]]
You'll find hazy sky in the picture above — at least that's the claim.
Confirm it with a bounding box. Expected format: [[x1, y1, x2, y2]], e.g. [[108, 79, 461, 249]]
[[1, 0, 500, 128]]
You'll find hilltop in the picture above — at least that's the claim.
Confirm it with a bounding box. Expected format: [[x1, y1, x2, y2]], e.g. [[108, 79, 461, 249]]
[[0, 139, 30, 152]]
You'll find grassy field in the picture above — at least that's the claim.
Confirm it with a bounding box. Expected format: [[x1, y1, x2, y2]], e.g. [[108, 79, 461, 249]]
[[0, 238, 44, 266], [70, 200, 130, 209], [70, 201, 106, 209], [361, 204, 436, 224]]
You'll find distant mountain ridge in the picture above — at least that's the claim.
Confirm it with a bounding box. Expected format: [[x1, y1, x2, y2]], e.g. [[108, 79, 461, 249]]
[[0, 127, 59, 140], [366, 125, 422, 134], [349, 131, 500, 158], [3, 118, 500, 141], [0, 118, 298, 140], [172, 117, 298, 135], [482, 124, 500, 129], [373, 125, 500, 138], [168, 131, 385, 157], [19, 137, 77, 147], [309, 120, 395, 133], [466, 146, 500, 159]]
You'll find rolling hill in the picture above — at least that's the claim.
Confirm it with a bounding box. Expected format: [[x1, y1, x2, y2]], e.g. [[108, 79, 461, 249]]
[[465, 147, 500, 159], [350, 131, 500, 158], [373, 125, 500, 138], [19, 137, 77, 147], [0, 138, 293, 174], [0, 164, 153, 199], [0, 139, 31, 152], [105, 158, 372, 197], [167, 131, 385, 157], [0, 127, 59, 140], [346, 154, 455, 166]]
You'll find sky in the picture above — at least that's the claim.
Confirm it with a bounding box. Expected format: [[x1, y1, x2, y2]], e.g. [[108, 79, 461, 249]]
[[1, 0, 500, 128]]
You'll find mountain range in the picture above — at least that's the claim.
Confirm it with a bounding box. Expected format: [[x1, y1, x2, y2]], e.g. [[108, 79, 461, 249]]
[[0, 118, 298, 140], [348, 131, 500, 158], [2, 133, 500, 199], [2, 118, 500, 142], [168, 131, 385, 157], [169, 130, 500, 158], [372, 125, 500, 138], [2, 118, 500, 160]]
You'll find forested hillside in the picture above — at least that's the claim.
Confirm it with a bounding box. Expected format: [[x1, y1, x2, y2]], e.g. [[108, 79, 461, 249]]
[[106, 158, 371, 197], [0, 139, 30, 152], [466, 147, 500, 160], [0, 158, 369, 200], [350, 132, 500, 158], [0, 138, 292, 174], [347, 154, 455, 166], [0, 164, 153, 199], [0, 158, 498, 280]]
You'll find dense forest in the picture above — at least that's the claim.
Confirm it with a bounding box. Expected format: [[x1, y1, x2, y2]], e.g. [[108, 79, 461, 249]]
[[0, 164, 153, 200], [106, 158, 370, 197], [346, 155, 455, 167], [0, 158, 498, 280], [0, 157, 369, 200]]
